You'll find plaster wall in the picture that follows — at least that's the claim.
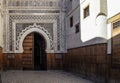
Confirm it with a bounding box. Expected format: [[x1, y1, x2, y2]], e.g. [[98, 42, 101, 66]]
[[0, 0, 3, 47], [80, 0, 107, 44], [66, 0, 81, 49], [107, 0, 120, 18]]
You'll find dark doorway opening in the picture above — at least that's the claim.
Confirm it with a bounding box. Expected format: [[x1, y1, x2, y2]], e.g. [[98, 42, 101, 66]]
[[34, 33, 47, 70]]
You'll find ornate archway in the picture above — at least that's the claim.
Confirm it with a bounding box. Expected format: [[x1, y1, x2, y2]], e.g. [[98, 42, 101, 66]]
[[16, 23, 53, 53]]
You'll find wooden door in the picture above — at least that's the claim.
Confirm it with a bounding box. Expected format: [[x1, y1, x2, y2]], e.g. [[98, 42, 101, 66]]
[[22, 32, 47, 70], [34, 33, 47, 70], [22, 33, 34, 70]]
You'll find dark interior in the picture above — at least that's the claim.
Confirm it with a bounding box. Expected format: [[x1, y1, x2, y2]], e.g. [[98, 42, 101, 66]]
[[34, 33, 47, 70]]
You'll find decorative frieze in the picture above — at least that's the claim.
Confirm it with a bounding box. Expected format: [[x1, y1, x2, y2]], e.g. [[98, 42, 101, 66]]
[[9, 10, 60, 14], [5, 0, 61, 9]]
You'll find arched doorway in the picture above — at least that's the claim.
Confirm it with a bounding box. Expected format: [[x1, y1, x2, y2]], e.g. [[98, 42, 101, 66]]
[[22, 32, 47, 70]]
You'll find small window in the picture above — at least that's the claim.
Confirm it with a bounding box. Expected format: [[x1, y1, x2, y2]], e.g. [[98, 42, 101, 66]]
[[70, 16, 73, 27], [75, 23, 80, 33], [84, 5, 89, 18], [113, 20, 120, 29]]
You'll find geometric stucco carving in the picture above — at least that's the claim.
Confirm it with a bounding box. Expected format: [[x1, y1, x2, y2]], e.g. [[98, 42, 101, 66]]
[[16, 23, 53, 53], [3, 0, 67, 53], [3, 14, 64, 53]]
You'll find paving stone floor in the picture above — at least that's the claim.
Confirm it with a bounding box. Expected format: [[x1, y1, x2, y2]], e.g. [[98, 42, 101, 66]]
[[1, 70, 94, 83]]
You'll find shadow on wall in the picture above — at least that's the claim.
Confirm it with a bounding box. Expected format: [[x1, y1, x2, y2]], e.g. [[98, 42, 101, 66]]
[[83, 37, 107, 46]]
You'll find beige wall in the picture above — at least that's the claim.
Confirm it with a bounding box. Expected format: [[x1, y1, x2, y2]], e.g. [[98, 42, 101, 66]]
[[0, 0, 3, 48]]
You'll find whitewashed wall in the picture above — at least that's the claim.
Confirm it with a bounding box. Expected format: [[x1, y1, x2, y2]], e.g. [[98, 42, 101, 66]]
[[107, 0, 120, 18], [66, 0, 107, 49], [80, 0, 107, 45]]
